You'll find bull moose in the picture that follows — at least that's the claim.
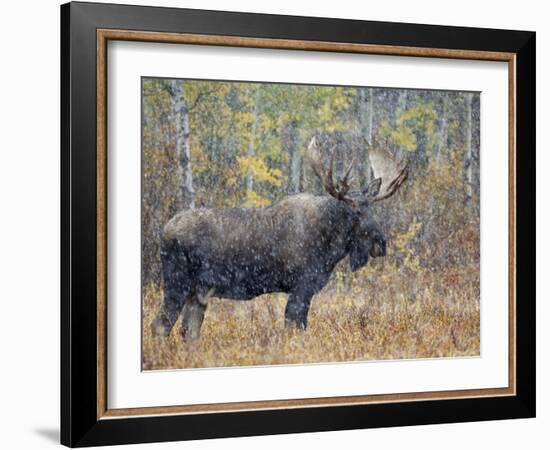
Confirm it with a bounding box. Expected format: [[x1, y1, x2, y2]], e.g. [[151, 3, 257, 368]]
[[151, 138, 408, 339]]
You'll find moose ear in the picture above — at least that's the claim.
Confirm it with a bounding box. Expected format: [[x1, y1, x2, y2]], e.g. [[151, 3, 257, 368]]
[[362, 177, 382, 197]]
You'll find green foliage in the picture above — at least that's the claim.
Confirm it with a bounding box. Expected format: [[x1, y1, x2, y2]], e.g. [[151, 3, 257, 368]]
[[380, 100, 438, 155], [392, 219, 423, 271]]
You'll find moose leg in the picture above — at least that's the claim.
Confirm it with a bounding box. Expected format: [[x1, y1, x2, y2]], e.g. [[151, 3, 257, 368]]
[[180, 291, 210, 340], [151, 286, 189, 337], [151, 242, 191, 337], [284, 292, 313, 329]]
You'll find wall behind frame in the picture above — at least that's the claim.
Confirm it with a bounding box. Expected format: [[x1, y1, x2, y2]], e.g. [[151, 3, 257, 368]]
[[0, 0, 545, 449]]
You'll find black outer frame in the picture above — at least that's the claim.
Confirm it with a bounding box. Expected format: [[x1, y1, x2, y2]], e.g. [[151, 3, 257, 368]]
[[60, 1, 535, 447]]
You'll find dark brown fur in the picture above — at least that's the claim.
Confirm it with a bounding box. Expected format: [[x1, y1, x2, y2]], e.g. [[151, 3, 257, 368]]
[[152, 193, 386, 338]]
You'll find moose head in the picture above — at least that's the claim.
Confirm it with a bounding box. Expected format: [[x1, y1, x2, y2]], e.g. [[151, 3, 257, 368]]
[[306, 137, 409, 271]]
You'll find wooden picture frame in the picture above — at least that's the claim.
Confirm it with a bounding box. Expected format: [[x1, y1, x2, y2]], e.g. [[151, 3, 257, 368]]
[[61, 1, 535, 447]]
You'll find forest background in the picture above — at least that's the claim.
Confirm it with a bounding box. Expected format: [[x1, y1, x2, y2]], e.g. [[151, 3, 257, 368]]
[[141, 78, 481, 370]]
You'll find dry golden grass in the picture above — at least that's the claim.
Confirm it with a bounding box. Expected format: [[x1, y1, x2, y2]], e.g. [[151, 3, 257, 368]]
[[142, 261, 480, 370]]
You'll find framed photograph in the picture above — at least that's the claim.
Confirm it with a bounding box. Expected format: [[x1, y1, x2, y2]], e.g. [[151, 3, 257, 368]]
[[61, 1, 535, 447]]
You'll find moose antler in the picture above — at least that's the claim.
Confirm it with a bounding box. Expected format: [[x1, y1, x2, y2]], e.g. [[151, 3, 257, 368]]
[[367, 145, 409, 202], [306, 137, 355, 204], [306, 137, 407, 205]]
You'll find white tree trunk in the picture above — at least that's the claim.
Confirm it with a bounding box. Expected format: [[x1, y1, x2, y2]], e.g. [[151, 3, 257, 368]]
[[288, 122, 302, 194], [171, 80, 195, 210], [358, 88, 374, 185], [246, 90, 260, 192], [464, 92, 474, 202], [367, 88, 374, 144], [398, 89, 408, 114], [397, 90, 409, 157], [436, 94, 448, 161]]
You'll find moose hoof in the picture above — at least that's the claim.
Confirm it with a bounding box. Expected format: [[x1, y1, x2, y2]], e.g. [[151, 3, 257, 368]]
[[284, 319, 307, 330], [180, 326, 200, 341], [151, 315, 172, 337]]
